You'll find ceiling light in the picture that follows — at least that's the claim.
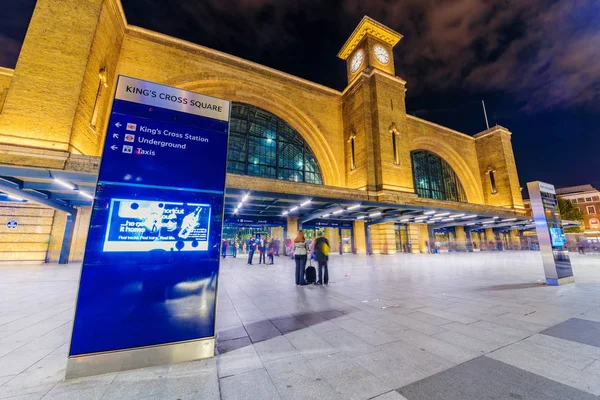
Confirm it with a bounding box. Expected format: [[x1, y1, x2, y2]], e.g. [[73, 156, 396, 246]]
[[462, 215, 478, 219], [242, 193, 250, 202], [400, 218, 410, 222], [429, 217, 443, 221], [290, 206, 299, 212], [322, 213, 330, 218], [449, 214, 465, 218], [332, 209, 344, 215], [347, 204, 361, 210], [282, 211, 289, 216], [466, 222, 476, 226], [434, 212, 450, 217], [414, 216, 428, 220], [502, 218, 517, 222], [78, 191, 93, 199], [300, 200, 311, 207], [441, 218, 454, 222], [493, 216, 499, 219], [53, 178, 75, 190], [424, 211, 436, 215], [237, 202, 243, 208], [357, 215, 365, 220], [7, 194, 24, 201], [482, 220, 495, 224], [369, 212, 381, 217]]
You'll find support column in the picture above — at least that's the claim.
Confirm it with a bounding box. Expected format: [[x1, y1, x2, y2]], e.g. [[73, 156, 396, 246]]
[[287, 217, 298, 240], [485, 227, 495, 250], [353, 220, 366, 254], [365, 224, 372, 255], [59, 210, 77, 264], [407, 224, 420, 253], [370, 222, 396, 254], [464, 228, 473, 252], [455, 226, 467, 251], [418, 224, 429, 253], [509, 230, 521, 250], [427, 225, 435, 253], [325, 228, 339, 253]]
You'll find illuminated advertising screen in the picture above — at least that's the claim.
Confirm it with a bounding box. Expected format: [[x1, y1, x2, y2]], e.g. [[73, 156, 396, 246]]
[[103, 199, 211, 252], [69, 76, 230, 357]]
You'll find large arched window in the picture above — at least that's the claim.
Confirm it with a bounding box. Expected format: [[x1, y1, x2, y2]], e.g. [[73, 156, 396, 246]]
[[411, 150, 467, 202], [226, 103, 323, 185]]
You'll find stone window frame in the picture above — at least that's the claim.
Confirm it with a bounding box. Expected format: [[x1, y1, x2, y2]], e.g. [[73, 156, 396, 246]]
[[587, 205, 596, 215], [486, 166, 498, 195]]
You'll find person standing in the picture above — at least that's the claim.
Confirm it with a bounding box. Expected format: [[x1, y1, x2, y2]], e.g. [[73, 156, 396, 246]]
[[231, 239, 237, 258], [221, 239, 227, 259], [267, 239, 275, 265], [247, 238, 256, 265], [314, 231, 330, 285], [258, 237, 266, 264], [293, 231, 309, 285]]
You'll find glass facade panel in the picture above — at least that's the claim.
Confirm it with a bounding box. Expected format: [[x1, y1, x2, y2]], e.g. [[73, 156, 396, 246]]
[[410, 150, 467, 202], [227, 103, 323, 185]]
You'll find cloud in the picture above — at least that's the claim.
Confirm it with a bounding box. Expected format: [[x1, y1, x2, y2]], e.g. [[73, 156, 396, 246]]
[[0, 34, 22, 68], [3, 0, 598, 111]]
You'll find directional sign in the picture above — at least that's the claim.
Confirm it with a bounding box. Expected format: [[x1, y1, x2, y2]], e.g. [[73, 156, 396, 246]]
[[68, 76, 231, 377], [6, 219, 17, 229]]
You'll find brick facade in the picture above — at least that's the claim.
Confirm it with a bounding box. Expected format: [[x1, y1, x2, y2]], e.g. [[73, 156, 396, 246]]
[[0, 1, 526, 259]]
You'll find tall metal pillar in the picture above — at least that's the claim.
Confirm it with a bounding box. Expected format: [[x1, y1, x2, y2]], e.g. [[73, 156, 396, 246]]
[[427, 225, 435, 254], [59, 210, 77, 265], [365, 224, 372, 255], [465, 227, 473, 252]]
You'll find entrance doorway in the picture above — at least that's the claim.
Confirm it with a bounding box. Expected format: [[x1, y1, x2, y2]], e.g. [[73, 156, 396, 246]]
[[303, 223, 354, 254], [222, 219, 286, 256], [395, 224, 409, 253]]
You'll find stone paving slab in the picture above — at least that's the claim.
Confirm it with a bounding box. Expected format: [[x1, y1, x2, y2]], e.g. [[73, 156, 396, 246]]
[[398, 356, 599, 400], [1, 253, 600, 399], [540, 317, 600, 348]]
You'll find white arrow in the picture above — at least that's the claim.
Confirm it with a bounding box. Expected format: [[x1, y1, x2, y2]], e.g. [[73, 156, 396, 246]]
[[113, 133, 119, 139], [115, 122, 122, 128], [111, 145, 118, 150]]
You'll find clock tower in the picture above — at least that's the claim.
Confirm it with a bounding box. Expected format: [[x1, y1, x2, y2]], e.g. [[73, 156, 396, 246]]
[[337, 16, 402, 83]]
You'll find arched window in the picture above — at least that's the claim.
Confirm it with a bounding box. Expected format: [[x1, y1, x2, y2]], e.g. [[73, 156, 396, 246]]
[[410, 150, 467, 202], [227, 103, 323, 185]]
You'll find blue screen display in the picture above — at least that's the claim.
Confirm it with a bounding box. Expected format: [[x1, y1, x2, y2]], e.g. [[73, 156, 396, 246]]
[[70, 77, 229, 356]]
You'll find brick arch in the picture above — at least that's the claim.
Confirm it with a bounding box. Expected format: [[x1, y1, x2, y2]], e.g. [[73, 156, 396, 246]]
[[409, 138, 484, 204], [162, 76, 342, 187]]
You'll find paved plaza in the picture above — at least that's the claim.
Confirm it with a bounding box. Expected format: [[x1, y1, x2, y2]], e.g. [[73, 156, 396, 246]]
[[2, 252, 600, 399]]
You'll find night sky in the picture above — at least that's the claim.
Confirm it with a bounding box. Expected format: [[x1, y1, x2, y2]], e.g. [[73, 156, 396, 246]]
[[1, 0, 599, 194]]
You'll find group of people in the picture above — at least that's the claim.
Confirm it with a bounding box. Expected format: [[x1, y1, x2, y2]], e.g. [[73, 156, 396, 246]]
[[293, 230, 329, 286], [245, 236, 277, 265]]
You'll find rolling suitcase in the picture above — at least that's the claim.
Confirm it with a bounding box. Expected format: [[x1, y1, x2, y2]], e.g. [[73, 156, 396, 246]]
[[305, 260, 316, 284]]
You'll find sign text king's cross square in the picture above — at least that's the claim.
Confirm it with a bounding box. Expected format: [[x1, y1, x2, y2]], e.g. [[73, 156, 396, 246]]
[[116, 76, 230, 122]]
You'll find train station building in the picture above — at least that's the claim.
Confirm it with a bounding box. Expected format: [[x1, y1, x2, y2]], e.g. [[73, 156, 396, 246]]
[[0, 0, 530, 263]]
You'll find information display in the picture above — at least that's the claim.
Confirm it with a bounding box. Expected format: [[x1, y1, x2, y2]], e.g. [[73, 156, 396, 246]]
[[68, 76, 230, 368], [527, 181, 573, 285], [103, 199, 211, 252]]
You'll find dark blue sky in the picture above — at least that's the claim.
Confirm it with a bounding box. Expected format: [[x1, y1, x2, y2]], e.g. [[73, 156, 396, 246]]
[[1, 0, 598, 192]]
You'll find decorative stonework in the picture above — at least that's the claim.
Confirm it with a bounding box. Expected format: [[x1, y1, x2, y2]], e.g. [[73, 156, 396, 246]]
[[337, 16, 402, 60]]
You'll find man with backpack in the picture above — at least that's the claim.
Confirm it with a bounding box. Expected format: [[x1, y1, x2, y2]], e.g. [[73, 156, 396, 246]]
[[314, 231, 330, 285]]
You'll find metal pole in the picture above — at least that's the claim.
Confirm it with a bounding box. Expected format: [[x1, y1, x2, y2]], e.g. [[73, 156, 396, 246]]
[[59, 209, 77, 264], [482, 100, 490, 130], [364, 224, 372, 255]]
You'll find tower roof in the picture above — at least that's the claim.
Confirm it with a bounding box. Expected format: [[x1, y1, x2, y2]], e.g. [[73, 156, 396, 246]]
[[337, 16, 403, 60]]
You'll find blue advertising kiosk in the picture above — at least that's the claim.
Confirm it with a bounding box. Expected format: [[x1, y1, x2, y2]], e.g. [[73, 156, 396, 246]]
[[527, 181, 574, 286], [66, 76, 230, 378]]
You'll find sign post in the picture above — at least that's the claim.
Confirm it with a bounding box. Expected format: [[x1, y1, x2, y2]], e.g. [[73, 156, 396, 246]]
[[527, 181, 574, 285], [67, 76, 230, 378]]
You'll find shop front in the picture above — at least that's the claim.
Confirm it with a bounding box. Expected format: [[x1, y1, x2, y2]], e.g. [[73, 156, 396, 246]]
[[222, 217, 287, 256], [301, 220, 354, 254]]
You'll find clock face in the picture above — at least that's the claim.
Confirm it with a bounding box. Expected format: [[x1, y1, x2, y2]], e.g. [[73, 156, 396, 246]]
[[373, 44, 390, 64], [350, 49, 365, 73]]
